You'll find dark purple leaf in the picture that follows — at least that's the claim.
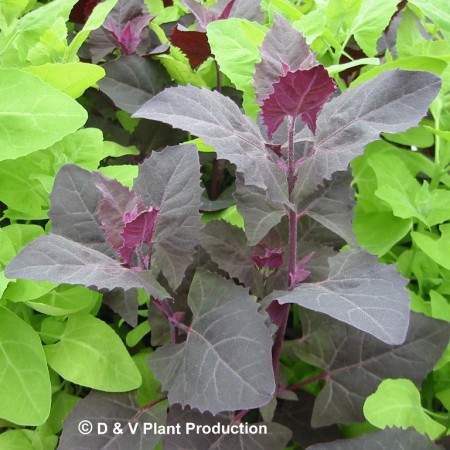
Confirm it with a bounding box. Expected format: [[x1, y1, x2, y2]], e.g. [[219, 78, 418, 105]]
[[104, 13, 151, 55], [285, 311, 450, 427], [4, 234, 168, 298], [58, 391, 166, 450], [253, 14, 317, 105], [180, 0, 215, 30], [294, 70, 441, 202], [103, 288, 139, 327], [180, 0, 235, 30], [93, 172, 147, 258], [262, 66, 337, 137], [133, 85, 289, 205], [133, 120, 187, 157], [269, 248, 410, 344], [148, 271, 275, 414], [99, 56, 172, 114], [274, 391, 341, 448], [297, 170, 357, 247], [217, 0, 235, 20], [134, 145, 202, 290], [164, 404, 292, 450], [202, 221, 264, 296], [234, 177, 286, 246], [88, 27, 117, 63], [306, 427, 443, 449], [168, 25, 211, 69], [70, 0, 101, 23], [49, 164, 114, 258]]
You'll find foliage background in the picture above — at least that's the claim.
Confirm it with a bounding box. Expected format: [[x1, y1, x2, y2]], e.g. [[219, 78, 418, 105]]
[[0, 0, 449, 448]]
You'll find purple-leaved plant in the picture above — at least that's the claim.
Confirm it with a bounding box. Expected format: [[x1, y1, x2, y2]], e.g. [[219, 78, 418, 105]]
[[6, 14, 450, 450]]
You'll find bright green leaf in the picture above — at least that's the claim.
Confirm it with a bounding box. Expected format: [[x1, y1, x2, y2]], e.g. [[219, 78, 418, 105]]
[[430, 290, 450, 321], [383, 125, 435, 148], [349, 0, 401, 57], [26, 285, 100, 316], [24, 63, 105, 98], [408, 0, 450, 33], [415, 182, 450, 227], [351, 57, 447, 87], [101, 141, 139, 158], [368, 152, 424, 222], [44, 314, 142, 391], [412, 225, 450, 270], [97, 165, 139, 188], [126, 320, 151, 347], [0, 307, 51, 425], [0, 69, 87, 161], [207, 18, 266, 118], [158, 47, 208, 87], [353, 210, 412, 255], [327, 57, 379, 74], [37, 391, 80, 435], [202, 205, 245, 229], [133, 349, 162, 406], [364, 378, 446, 439]]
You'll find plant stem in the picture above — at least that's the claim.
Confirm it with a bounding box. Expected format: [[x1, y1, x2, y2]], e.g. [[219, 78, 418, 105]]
[[130, 396, 168, 422], [272, 116, 298, 378], [286, 372, 328, 391], [209, 59, 223, 201]]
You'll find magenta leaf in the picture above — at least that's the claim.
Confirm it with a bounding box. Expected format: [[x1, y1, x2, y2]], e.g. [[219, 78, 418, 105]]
[[104, 13, 151, 55], [93, 173, 146, 258], [168, 25, 211, 69], [262, 66, 337, 138], [119, 207, 159, 267], [290, 252, 314, 286]]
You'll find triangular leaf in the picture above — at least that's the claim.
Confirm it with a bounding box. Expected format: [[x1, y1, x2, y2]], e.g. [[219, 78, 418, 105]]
[[44, 313, 142, 391], [269, 248, 410, 344], [285, 311, 450, 427], [148, 271, 275, 414], [262, 66, 336, 137]]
